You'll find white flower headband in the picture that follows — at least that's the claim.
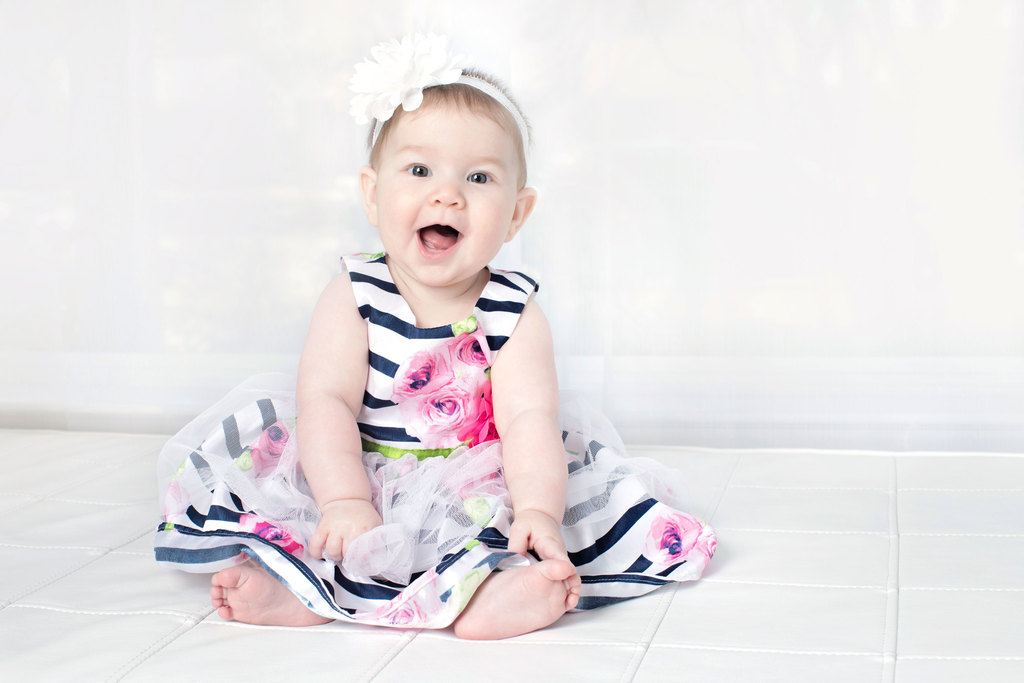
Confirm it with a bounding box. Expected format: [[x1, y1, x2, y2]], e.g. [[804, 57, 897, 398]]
[[348, 32, 531, 150]]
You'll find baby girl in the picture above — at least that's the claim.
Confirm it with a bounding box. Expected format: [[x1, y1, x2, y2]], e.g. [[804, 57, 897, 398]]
[[154, 33, 716, 640]]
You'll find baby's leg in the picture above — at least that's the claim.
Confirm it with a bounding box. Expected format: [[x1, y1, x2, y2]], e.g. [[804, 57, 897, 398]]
[[210, 553, 333, 626], [452, 559, 582, 640]]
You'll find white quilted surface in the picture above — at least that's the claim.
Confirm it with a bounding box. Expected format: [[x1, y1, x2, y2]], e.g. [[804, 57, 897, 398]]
[[1, 429, 1022, 682]]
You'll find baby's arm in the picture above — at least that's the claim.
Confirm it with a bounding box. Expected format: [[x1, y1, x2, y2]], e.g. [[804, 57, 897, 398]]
[[490, 298, 569, 561], [296, 270, 381, 561]]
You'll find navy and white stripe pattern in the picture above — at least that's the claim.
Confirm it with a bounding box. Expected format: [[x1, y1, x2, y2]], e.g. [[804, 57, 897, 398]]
[[343, 252, 538, 456], [153, 251, 717, 627]]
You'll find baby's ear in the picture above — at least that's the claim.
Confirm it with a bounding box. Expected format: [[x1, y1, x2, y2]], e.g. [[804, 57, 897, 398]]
[[505, 186, 538, 242], [358, 165, 379, 226]]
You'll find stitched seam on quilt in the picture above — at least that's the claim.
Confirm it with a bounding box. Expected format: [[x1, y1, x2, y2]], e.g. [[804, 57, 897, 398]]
[[416, 635, 647, 646], [48, 497, 152, 506], [0, 542, 105, 550], [619, 452, 741, 681], [703, 578, 886, 590], [880, 456, 899, 683], [720, 528, 1024, 540], [41, 446, 162, 498], [0, 496, 151, 507], [0, 526, 153, 612], [650, 644, 879, 656], [619, 583, 677, 682], [706, 452, 742, 523], [109, 614, 206, 681], [901, 532, 1024, 537], [201, 620, 406, 635], [714, 528, 889, 536], [624, 447, 1024, 459], [10, 604, 200, 619], [358, 631, 419, 682], [899, 656, 1024, 661], [897, 487, 1024, 492], [900, 586, 1024, 592], [732, 485, 891, 492], [729, 485, 1024, 493]]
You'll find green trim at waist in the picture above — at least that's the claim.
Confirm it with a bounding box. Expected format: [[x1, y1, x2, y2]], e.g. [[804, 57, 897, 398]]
[[361, 438, 456, 460]]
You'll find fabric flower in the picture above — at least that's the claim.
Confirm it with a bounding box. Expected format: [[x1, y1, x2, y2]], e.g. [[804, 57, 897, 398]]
[[349, 32, 468, 126], [642, 510, 704, 567], [392, 346, 454, 401], [450, 315, 478, 335]]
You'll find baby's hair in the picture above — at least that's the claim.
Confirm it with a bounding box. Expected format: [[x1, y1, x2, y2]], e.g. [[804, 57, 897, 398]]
[[365, 67, 532, 190]]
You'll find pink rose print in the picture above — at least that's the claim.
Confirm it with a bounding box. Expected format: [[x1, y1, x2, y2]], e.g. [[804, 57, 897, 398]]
[[642, 510, 704, 567], [371, 568, 443, 626], [392, 347, 454, 401], [239, 513, 304, 556], [250, 421, 289, 477], [391, 333, 496, 449], [696, 527, 717, 560], [455, 377, 499, 447], [452, 331, 489, 368], [375, 596, 428, 625], [456, 468, 505, 500], [399, 378, 475, 448], [162, 480, 189, 518]]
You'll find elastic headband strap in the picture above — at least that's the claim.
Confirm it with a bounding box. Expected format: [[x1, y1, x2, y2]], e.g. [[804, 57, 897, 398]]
[[371, 74, 530, 153]]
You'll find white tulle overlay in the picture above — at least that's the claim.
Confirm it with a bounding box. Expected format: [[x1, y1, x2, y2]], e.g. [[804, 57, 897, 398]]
[[154, 372, 715, 627]]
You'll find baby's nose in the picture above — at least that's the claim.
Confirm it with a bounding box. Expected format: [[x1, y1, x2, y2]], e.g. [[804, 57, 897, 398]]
[[430, 182, 465, 207]]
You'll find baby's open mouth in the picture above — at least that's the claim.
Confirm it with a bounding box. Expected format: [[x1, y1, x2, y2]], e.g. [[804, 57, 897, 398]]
[[418, 224, 461, 253]]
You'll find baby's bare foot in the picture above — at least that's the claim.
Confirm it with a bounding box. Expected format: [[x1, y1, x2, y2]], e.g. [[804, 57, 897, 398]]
[[452, 558, 582, 640], [209, 553, 333, 626]]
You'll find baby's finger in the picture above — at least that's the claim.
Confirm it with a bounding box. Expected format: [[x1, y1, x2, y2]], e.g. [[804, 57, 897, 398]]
[[534, 535, 568, 562], [308, 528, 326, 559], [326, 531, 345, 561], [508, 522, 529, 555]]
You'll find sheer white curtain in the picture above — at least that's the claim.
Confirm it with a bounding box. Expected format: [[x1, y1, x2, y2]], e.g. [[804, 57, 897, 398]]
[[2, 1, 1021, 451]]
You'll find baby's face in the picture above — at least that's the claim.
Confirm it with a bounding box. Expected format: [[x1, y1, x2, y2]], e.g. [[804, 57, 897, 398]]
[[359, 104, 535, 290]]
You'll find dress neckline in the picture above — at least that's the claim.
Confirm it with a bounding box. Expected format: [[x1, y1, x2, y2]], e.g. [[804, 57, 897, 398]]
[[380, 254, 492, 333]]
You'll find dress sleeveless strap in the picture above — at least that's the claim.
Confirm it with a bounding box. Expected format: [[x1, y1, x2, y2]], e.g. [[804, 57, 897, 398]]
[[473, 267, 539, 355]]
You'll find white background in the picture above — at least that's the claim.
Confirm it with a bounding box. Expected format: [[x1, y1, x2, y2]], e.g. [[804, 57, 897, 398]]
[[1, 1, 1021, 451]]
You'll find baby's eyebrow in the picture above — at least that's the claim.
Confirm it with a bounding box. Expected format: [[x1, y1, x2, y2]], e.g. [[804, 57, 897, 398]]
[[396, 144, 507, 169]]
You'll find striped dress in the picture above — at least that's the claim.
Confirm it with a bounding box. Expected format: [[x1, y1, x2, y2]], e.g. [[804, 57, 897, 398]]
[[153, 252, 717, 628]]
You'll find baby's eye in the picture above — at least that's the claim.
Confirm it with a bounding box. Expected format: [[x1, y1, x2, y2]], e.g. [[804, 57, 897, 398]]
[[468, 172, 489, 184], [409, 164, 429, 177]]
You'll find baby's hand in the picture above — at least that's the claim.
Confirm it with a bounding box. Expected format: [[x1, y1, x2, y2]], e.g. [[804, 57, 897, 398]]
[[508, 508, 570, 562], [308, 498, 382, 562]]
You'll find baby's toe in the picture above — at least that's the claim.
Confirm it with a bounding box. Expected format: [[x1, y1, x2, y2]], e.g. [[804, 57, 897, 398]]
[[211, 564, 245, 590], [216, 604, 234, 621], [562, 572, 582, 593], [536, 558, 576, 582], [210, 584, 225, 607]]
